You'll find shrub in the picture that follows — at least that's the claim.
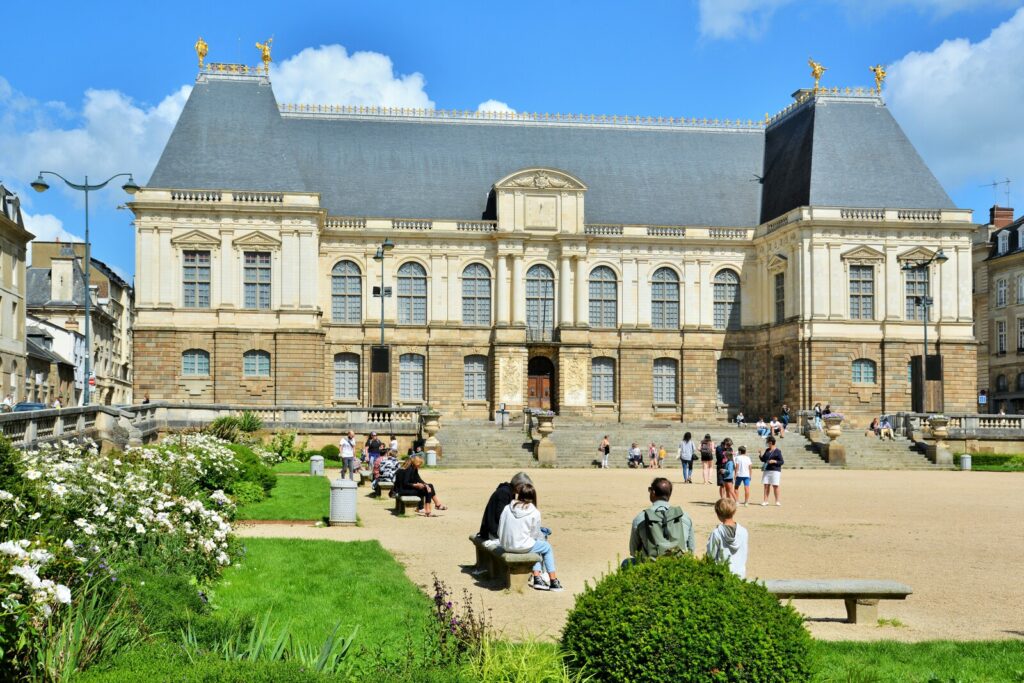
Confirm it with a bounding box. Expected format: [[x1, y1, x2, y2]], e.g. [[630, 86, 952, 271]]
[[226, 445, 277, 495], [238, 411, 264, 433], [321, 444, 340, 460], [230, 480, 266, 506], [561, 555, 813, 682], [206, 416, 241, 443], [269, 432, 308, 462]]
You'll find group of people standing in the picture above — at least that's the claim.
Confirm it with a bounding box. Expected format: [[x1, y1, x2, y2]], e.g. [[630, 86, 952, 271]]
[[676, 432, 784, 506]]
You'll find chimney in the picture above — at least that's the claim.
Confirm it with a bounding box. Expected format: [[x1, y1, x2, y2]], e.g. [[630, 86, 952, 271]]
[[50, 256, 74, 301], [990, 205, 1014, 229]]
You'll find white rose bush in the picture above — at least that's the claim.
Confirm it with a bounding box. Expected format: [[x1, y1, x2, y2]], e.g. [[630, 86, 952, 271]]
[[0, 432, 274, 681]]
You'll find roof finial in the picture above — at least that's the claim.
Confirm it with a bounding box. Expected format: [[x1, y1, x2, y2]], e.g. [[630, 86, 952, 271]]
[[808, 57, 827, 92], [256, 37, 273, 74], [869, 64, 887, 93], [194, 36, 209, 69]]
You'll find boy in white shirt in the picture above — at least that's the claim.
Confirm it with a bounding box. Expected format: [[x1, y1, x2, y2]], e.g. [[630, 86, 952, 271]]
[[733, 445, 753, 505], [705, 498, 749, 579]]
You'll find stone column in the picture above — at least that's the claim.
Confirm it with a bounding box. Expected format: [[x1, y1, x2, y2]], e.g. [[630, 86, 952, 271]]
[[559, 256, 574, 327], [511, 255, 525, 325], [574, 256, 589, 326], [495, 255, 509, 325]]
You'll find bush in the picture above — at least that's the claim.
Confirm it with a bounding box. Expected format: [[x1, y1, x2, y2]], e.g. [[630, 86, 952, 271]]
[[269, 432, 308, 462], [206, 416, 241, 442], [231, 480, 266, 506], [561, 555, 813, 682], [967, 453, 1024, 471], [238, 410, 264, 433], [321, 444, 340, 460], [227, 445, 277, 494]]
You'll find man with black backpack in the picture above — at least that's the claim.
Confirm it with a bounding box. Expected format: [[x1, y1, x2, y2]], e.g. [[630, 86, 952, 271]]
[[627, 477, 695, 563]]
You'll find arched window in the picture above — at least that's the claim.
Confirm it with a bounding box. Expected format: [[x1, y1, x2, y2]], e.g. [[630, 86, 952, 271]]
[[713, 269, 740, 330], [463, 355, 488, 400], [181, 349, 210, 376], [591, 357, 615, 403], [399, 353, 425, 400], [333, 353, 360, 400], [653, 358, 677, 404], [651, 267, 680, 329], [717, 358, 741, 405], [397, 262, 427, 324], [996, 374, 1008, 392], [526, 264, 555, 340], [243, 350, 271, 378], [331, 261, 362, 323], [588, 266, 617, 329], [852, 358, 877, 384], [462, 264, 491, 326]]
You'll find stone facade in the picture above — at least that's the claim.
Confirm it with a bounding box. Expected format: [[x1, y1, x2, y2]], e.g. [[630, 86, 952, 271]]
[[0, 185, 33, 402]]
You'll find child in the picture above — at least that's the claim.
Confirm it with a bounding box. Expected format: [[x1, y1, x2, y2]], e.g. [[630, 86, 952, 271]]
[[705, 498, 749, 579], [657, 444, 667, 467], [648, 442, 658, 469], [733, 446, 752, 506], [498, 484, 563, 591], [719, 447, 735, 501]]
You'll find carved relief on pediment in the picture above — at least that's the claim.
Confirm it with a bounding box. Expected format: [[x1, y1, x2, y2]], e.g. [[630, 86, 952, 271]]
[[232, 231, 282, 249], [495, 168, 587, 192]]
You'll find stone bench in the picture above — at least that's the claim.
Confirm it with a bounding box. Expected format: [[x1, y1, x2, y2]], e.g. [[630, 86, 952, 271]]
[[394, 495, 421, 516], [468, 535, 542, 590], [376, 481, 394, 497], [356, 469, 372, 486], [763, 579, 913, 624]]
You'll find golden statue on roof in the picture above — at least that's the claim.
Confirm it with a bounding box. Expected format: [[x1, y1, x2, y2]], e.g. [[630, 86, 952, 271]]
[[194, 36, 209, 69], [808, 58, 827, 91], [256, 37, 273, 73], [870, 64, 887, 92]]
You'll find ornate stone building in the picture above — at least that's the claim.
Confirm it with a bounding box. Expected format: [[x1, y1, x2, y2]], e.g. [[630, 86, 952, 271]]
[[131, 67, 978, 425], [0, 184, 33, 402]]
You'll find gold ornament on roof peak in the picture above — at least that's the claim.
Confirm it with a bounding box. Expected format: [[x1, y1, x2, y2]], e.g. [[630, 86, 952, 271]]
[[870, 64, 887, 92], [194, 36, 209, 69], [256, 37, 273, 73], [808, 58, 827, 91]]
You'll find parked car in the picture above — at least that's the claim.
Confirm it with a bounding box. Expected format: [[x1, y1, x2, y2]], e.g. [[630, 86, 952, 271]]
[[13, 402, 48, 412]]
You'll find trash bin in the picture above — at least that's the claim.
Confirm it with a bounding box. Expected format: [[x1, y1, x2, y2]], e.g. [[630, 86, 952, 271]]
[[329, 478, 358, 525], [426, 449, 437, 467], [959, 454, 972, 471], [310, 455, 324, 476]]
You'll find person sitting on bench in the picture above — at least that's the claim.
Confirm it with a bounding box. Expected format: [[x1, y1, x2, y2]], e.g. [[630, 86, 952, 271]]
[[372, 450, 400, 496], [476, 472, 533, 546], [627, 442, 644, 468], [394, 455, 447, 516]]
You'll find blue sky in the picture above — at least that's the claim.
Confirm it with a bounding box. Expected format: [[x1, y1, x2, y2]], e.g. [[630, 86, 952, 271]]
[[2, 1, 1023, 279]]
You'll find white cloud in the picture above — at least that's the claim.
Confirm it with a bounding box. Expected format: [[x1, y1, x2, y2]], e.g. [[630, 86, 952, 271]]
[[885, 7, 1024, 194], [477, 99, 516, 114], [21, 212, 82, 243], [272, 45, 434, 108]]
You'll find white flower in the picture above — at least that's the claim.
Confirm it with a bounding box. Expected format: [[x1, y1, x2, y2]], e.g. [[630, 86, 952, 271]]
[[63, 539, 75, 550], [0, 489, 14, 501], [54, 584, 71, 604], [24, 470, 42, 480], [0, 541, 28, 558], [10, 564, 41, 588], [29, 512, 41, 520]]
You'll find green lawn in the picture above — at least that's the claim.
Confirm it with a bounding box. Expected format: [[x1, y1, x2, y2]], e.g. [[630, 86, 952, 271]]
[[811, 640, 1024, 682], [961, 453, 1024, 473], [213, 538, 432, 654], [237, 475, 330, 520], [271, 459, 340, 473]]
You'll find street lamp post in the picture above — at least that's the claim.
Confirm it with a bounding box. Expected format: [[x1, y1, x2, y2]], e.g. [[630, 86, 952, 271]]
[[30, 172, 139, 405], [372, 238, 395, 346], [902, 249, 949, 408]]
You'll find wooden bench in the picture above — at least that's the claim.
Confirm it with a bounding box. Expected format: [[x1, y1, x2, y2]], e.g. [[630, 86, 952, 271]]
[[468, 535, 542, 589], [763, 579, 913, 624], [394, 495, 421, 516]]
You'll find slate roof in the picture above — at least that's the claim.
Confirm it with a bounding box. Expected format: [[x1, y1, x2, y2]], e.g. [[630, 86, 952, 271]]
[[986, 215, 1024, 261], [27, 263, 86, 307], [26, 337, 72, 367], [148, 77, 957, 227]]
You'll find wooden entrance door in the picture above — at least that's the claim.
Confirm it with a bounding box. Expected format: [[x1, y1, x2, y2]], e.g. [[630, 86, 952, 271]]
[[528, 376, 551, 410]]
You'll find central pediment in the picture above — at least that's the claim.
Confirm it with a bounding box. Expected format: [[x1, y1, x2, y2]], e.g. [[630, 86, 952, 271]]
[[494, 168, 587, 234]]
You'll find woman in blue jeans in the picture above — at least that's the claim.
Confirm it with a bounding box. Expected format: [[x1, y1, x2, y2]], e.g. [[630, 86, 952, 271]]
[[677, 431, 696, 483], [498, 484, 563, 591]]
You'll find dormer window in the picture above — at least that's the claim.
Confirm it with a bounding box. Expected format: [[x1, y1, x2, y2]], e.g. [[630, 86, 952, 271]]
[[998, 232, 1009, 254]]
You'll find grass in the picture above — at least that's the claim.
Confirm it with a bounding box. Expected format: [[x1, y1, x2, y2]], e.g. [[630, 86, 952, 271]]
[[271, 459, 340, 474], [959, 453, 1024, 472], [810, 640, 1024, 682], [212, 538, 432, 656], [236, 475, 330, 520]]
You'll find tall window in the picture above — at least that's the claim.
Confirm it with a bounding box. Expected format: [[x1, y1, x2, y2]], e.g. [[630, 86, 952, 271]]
[[997, 320, 1007, 353], [183, 251, 211, 308], [181, 349, 210, 376], [1018, 318, 1024, 351], [526, 265, 555, 340], [713, 269, 740, 330], [463, 355, 488, 400], [399, 353, 425, 400], [998, 232, 1009, 254], [591, 357, 615, 403], [904, 267, 929, 321], [1017, 274, 1024, 304], [243, 251, 271, 309], [774, 356, 786, 403], [849, 265, 875, 320], [397, 262, 427, 324], [996, 374, 1008, 392], [997, 278, 1008, 308], [333, 353, 359, 400], [1017, 373, 1024, 391], [717, 358, 741, 405], [852, 358, 877, 384], [243, 350, 271, 378], [331, 260, 362, 323], [651, 267, 679, 329], [653, 358, 677, 404], [461, 264, 491, 326], [774, 272, 785, 323], [588, 266, 617, 328]]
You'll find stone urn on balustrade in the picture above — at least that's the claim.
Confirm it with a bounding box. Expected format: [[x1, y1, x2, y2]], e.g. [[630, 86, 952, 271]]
[[822, 414, 846, 467], [533, 411, 557, 467], [421, 407, 442, 458], [926, 415, 953, 466]]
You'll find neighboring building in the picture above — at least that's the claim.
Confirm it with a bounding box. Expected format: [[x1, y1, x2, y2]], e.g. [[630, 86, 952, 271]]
[[977, 206, 1024, 413], [27, 243, 134, 405], [0, 184, 34, 402], [130, 66, 979, 425], [25, 324, 75, 406], [27, 313, 86, 404]]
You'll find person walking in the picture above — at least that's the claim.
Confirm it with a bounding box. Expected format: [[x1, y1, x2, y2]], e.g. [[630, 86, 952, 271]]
[[699, 433, 715, 484], [813, 402, 823, 431], [781, 404, 791, 432], [760, 436, 784, 506], [648, 442, 659, 469], [498, 483, 563, 591], [339, 430, 358, 481], [678, 432, 696, 483], [599, 435, 611, 469], [364, 432, 384, 471]]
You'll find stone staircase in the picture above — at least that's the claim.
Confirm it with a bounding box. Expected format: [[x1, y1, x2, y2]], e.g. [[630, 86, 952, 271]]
[[806, 428, 942, 470], [436, 419, 536, 468]]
